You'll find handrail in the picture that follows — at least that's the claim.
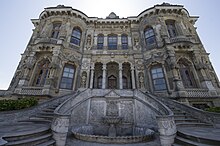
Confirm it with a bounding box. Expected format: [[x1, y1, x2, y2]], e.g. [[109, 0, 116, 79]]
[[138, 90, 173, 116], [157, 95, 220, 127]]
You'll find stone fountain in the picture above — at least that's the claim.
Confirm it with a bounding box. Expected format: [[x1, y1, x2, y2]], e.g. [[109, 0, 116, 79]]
[[71, 90, 155, 144]]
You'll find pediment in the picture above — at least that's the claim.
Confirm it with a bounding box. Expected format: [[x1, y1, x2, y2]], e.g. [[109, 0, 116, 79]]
[[105, 90, 120, 98]]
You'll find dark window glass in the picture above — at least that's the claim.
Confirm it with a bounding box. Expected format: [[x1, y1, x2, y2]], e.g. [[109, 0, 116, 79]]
[[97, 76, 102, 89], [166, 21, 177, 37], [70, 28, 81, 46], [51, 23, 61, 39], [97, 34, 104, 49], [121, 34, 128, 49], [108, 35, 117, 50], [144, 27, 156, 46], [151, 67, 167, 91], [60, 65, 75, 89], [179, 63, 196, 88], [35, 60, 50, 86]]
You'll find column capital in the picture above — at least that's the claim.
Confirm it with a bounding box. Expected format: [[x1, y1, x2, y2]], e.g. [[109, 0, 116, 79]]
[[90, 63, 95, 70], [130, 65, 135, 70], [119, 63, 123, 70], [102, 63, 107, 70]]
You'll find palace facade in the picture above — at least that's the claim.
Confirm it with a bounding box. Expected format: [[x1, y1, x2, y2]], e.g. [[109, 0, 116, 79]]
[[9, 3, 220, 107]]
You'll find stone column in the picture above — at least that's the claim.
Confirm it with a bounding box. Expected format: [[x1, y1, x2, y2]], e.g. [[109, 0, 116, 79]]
[[104, 35, 107, 50], [131, 65, 136, 89], [119, 63, 123, 89], [90, 64, 95, 88], [51, 115, 70, 146], [118, 34, 121, 49], [128, 36, 132, 48], [102, 63, 107, 89]]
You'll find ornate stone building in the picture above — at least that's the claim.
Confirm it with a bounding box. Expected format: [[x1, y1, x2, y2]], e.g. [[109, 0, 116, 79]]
[[1, 3, 220, 146], [9, 3, 220, 107]]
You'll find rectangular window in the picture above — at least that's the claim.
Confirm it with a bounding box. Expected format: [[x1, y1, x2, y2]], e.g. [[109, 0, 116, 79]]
[[151, 67, 167, 91], [97, 35, 104, 49], [166, 20, 177, 38], [108, 35, 117, 50], [121, 35, 128, 49], [60, 65, 75, 89], [51, 23, 61, 39]]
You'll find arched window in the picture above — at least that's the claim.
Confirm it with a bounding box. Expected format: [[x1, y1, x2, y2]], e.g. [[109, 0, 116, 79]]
[[144, 27, 156, 46], [70, 27, 81, 46], [151, 66, 167, 91], [51, 22, 61, 39], [108, 34, 117, 50], [178, 59, 196, 88], [97, 34, 104, 49], [166, 20, 177, 37], [34, 60, 50, 86], [121, 34, 128, 49], [60, 64, 75, 89]]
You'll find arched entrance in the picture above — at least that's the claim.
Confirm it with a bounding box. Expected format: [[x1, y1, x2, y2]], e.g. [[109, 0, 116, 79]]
[[108, 75, 117, 89], [107, 62, 119, 89]]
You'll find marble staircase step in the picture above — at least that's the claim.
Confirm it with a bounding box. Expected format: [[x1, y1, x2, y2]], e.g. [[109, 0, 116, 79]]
[[35, 139, 55, 146], [177, 128, 220, 145], [175, 118, 199, 123], [176, 122, 213, 127], [38, 111, 55, 116], [3, 125, 50, 142], [5, 133, 52, 146], [175, 136, 210, 146], [42, 108, 55, 112]]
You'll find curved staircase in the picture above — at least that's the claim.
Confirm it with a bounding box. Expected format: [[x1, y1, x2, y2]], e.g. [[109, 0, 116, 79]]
[[0, 93, 76, 146]]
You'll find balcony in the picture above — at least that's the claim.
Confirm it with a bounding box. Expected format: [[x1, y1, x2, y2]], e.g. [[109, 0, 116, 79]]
[[34, 38, 58, 44], [165, 35, 197, 44]]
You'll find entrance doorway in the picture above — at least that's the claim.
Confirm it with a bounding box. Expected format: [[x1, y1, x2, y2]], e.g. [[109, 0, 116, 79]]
[[108, 75, 117, 89]]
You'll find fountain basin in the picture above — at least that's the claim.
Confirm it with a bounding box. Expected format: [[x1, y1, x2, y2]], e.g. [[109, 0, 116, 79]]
[[72, 125, 155, 144]]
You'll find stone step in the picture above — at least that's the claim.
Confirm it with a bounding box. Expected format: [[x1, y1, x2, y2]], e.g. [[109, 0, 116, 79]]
[[3, 124, 50, 142], [176, 122, 213, 127], [35, 139, 55, 146], [177, 129, 220, 145], [42, 108, 55, 112], [172, 143, 182, 146], [173, 115, 191, 119], [5, 133, 52, 146], [175, 136, 210, 146], [19, 119, 51, 124], [31, 115, 54, 121], [175, 118, 199, 123], [29, 117, 53, 122], [38, 111, 55, 116]]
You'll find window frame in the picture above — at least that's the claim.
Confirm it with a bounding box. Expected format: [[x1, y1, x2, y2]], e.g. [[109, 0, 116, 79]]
[[150, 66, 167, 91], [60, 64, 75, 90], [166, 20, 177, 38], [51, 22, 61, 39], [121, 34, 128, 49], [97, 34, 104, 49], [70, 27, 82, 46], [144, 27, 156, 46], [108, 34, 117, 50]]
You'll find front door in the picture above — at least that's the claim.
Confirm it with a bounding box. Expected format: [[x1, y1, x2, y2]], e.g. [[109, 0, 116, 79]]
[[108, 75, 117, 89]]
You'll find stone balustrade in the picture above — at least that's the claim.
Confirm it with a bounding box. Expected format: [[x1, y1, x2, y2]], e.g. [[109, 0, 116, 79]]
[[157, 95, 220, 128]]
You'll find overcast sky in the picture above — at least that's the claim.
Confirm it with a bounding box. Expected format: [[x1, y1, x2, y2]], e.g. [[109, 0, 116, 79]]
[[0, 0, 220, 90]]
